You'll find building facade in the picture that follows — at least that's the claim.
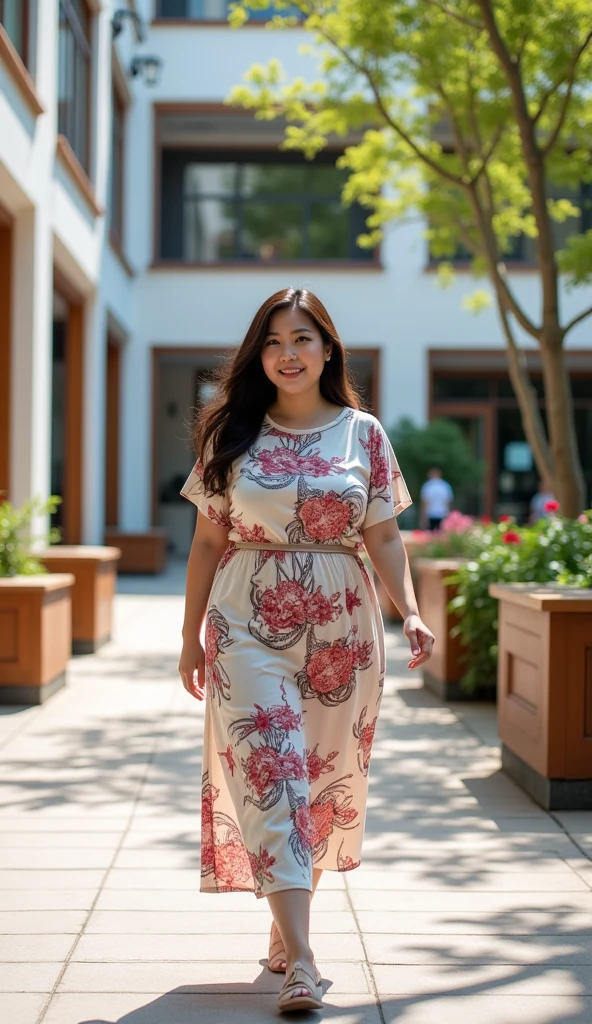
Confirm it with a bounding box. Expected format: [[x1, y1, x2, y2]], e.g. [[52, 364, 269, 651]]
[[1, 0, 591, 559]]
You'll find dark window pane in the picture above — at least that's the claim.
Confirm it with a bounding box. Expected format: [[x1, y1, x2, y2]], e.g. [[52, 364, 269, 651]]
[[241, 163, 307, 196], [157, 0, 300, 19], [241, 201, 304, 259], [309, 202, 348, 259], [571, 377, 592, 399], [184, 198, 237, 261], [58, 0, 91, 170], [0, 0, 25, 60], [432, 377, 490, 399], [185, 163, 236, 195]]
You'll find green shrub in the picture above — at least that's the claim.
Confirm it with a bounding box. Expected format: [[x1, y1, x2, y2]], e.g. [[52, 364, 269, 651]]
[[448, 511, 592, 694], [0, 496, 62, 578], [388, 417, 484, 509]]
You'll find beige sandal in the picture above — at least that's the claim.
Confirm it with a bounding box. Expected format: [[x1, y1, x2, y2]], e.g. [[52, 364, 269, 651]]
[[277, 961, 324, 1013], [268, 922, 287, 973]]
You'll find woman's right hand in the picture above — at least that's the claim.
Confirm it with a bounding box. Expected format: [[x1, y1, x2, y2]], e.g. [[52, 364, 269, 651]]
[[179, 638, 206, 701]]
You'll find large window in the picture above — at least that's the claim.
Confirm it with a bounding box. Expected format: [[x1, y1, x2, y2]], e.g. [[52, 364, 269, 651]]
[[429, 182, 592, 265], [156, 0, 298, 21], [0, 0, 27, 63], [58, 0, 91, 171], [159, 151, 373, 263], [110, 84, 125, 244]]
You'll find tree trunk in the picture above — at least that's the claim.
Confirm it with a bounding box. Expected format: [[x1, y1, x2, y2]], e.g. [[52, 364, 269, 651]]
[[539, 340, 586, 516]]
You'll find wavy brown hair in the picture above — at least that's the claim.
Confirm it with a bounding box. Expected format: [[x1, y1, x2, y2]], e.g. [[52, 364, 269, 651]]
[[193, 288, 363, 495]]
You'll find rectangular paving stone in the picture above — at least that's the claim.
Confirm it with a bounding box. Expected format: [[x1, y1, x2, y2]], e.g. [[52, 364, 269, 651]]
[[377, 994, 592, 1023], [346, 870, 588, 891], [57, 959, 370, 994], [83, 909, 357, 935], [357, 909, 592, 934], [372, 963, 592, 995], [350, 889, 592, 912], [0, 831, 122, 849], [112, 849, 202, 870], [0, 934, 74, 962], [0, 891, 97, 911], [0, 993, 48, 1023], [0, 848, 114, 869], [0, 817, 129, 832], [364, 932, 592, 965], [0, 962, 63, 992], [43, 992, 381, 1024], [93, 887, 349, 913], [73, 931, 365, 963], [0, 910, 87, 934], [0, 870, 104, 890]]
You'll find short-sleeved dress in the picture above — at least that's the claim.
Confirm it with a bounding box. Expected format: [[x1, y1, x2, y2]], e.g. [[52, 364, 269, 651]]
[[181, 406, 411, 898]]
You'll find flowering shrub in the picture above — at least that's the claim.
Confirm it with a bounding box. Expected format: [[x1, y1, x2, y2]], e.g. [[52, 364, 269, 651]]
[[418, 510, 487, 560], [448, 509, 592, 694]]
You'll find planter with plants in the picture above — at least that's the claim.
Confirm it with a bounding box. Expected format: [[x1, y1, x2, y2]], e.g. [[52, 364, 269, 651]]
[[0, 496, 74, 705], [38, 544, 121, 654], [104, 527, 167, 574]]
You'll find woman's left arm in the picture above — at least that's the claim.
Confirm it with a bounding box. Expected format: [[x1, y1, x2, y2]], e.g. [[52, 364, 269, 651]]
[[362, 517, 435, 670]]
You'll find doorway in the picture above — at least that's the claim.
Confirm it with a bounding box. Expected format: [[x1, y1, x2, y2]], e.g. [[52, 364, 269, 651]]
[[51, 279, 84, 542]]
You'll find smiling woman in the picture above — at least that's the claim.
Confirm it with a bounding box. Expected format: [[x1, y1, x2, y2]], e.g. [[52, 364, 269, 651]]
[[176, 287, 433, 1013]]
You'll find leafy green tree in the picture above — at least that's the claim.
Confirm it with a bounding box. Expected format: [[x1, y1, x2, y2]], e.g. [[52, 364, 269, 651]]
[[388, 417, 484, 508], [228, 0, 592, 516]]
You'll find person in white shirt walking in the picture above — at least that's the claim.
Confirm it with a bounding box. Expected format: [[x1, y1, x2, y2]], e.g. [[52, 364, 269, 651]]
[[420, 467, 454, 531]]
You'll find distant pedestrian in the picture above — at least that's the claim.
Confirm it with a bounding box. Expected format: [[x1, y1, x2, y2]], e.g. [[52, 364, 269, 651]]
[[529, 480, 557, 523], [420, 467, 453, 531], [178, 287, 434, 1014]]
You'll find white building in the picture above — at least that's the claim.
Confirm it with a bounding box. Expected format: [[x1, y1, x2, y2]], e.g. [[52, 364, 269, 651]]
[[1, 0, 591, 563]]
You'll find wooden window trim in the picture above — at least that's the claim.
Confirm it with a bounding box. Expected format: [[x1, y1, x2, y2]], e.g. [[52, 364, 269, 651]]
[[59, 0, 93, 174], [56, 135, 103, 217], [0, 23, 43, 116], [0, 210, 12, 502], [151, 18, 299, 27], [149, 259, 383, 272], [110, 77, 127, 248], [424, 260, 540, 274], [53, 273, 85, 545]]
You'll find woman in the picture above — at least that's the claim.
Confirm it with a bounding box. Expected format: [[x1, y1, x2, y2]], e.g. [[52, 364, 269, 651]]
[[178, 288, 434, 1014]]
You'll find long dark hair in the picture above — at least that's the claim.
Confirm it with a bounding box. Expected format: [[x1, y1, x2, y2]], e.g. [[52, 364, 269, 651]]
[[193, 288, 363, 495]]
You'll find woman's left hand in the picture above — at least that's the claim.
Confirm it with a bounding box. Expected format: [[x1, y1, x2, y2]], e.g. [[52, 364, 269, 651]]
[[403, 614, 435, 670]]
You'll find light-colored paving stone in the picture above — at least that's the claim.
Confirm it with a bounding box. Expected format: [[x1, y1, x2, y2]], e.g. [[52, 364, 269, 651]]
[[0, 579, 591, 1024]]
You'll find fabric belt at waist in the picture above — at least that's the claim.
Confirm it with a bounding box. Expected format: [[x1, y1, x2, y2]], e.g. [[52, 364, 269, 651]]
[[233, 541, 359, 555]]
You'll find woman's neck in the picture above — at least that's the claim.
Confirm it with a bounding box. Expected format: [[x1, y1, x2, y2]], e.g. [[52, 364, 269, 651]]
[[267, 391, 342, 428]]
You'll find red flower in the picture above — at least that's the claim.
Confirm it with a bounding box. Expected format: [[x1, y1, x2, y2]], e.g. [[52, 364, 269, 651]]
[[256, 447, 344, 478], [205, 618, 221, 670], [243, 745, 306, 797], [306, 641, 353, 694], [358, 720, 377, 770], [480, 515, 492, 524], [252, 703, 301, 734], [200, 783, 218, 876], [292, 802, 312, 849], [306, 745, 339, 783], [499, 514, 512, 523], [299, 494, 351, 541], [311, 802, 336, 846], [306, 586, 343, 626], [351, 638, 373, 669], [215, 840, 252, 887], [503, 530, 521, 544], [345, 587, 362, 615], [207, 505, 231, 528], [361, 425, 390, 491], [248, 846, 276, 888], [260, 580, 308, 632], [544, 499, 560, 513], [232, 519, 269, 542], [219, 744, 236, 776]]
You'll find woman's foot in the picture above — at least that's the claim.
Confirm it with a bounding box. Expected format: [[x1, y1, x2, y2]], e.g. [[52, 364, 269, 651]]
[[268, 920, 287, 973], [278, 956, 323, 1013]]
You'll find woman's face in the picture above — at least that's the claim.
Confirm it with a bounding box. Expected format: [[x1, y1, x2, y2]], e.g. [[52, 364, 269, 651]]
[[260, 307, 331, 395]]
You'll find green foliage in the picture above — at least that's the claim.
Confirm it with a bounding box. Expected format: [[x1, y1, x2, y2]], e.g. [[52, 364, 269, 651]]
[[228, 0, 592, 310], [0, 496, 62, 578], [449, 511, 592, 693], [388, 417, 483, 506]]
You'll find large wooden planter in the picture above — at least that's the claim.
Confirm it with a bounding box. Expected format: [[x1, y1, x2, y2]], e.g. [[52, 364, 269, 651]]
[[490, 582, 592, 810], [38, 546, 121, 654], [104, 528, 167, 574], [374, 531, 428, 623], [0, 574, 74, 705], [415, 558, 480, 701]]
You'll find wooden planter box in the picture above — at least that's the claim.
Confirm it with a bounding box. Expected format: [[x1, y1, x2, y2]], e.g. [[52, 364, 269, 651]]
[[0, 574, 74, 705], [38, 546, 121, 654], [415, 558, 482, 701], [490, 582, 592, 810], [374, 531, 428, 623], [104, 529, 167, 575]]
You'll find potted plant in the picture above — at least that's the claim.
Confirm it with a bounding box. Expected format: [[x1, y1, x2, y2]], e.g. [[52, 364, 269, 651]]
[[0, 496, 74, 704], [488, 509, 592, 810]]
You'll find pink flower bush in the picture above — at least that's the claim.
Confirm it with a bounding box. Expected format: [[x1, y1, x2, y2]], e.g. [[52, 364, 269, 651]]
[[441, 510, 473, 533]]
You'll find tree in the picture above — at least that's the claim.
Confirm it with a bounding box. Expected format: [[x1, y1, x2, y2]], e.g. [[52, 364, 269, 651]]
[[228, 0, 592, 516]]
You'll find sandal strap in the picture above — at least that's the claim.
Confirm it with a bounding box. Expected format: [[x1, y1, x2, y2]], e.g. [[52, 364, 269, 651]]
[[283, 962, 320, 995]]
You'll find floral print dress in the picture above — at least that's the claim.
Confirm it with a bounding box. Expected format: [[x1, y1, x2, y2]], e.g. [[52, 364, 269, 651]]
[[181, 407, 411, 898]]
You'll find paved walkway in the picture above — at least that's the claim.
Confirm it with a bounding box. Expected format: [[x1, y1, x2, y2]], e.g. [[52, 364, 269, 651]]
[[1, 563, 592, 1023]]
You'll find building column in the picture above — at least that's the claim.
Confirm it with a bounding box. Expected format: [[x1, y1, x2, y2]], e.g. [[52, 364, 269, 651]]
[[81, 298, 108, 543], [10, 206, 53, 509]]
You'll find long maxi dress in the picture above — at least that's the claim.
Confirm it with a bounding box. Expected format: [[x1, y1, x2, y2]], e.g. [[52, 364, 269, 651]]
[[180, 406, 411, 898]]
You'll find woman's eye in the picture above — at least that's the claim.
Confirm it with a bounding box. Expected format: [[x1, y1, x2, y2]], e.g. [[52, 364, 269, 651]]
[[296, 336, 310, 343], [265, 339, 279, 346]]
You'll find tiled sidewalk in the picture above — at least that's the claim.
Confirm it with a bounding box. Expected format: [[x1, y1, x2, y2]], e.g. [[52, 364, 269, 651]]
[[1, 566, 591, 1023]]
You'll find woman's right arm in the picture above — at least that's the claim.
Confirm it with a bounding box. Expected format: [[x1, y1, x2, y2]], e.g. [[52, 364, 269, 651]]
[[179, 514, 230, 701]]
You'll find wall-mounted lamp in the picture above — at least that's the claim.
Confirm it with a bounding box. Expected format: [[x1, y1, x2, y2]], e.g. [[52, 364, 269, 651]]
[[130, 55, 163, 87], [112, 9, 146, 43]]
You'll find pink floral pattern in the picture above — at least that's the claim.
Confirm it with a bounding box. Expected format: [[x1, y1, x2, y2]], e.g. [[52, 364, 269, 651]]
[[179, 410, 411, 898]]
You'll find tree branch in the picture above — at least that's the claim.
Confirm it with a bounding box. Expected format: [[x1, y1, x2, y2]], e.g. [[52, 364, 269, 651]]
[[471, 124, 504, 183], [564, 303, 592, 336], [542, 28, 592, 156], [420, 0, 482, 31]]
